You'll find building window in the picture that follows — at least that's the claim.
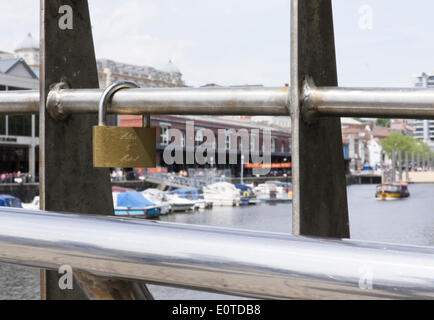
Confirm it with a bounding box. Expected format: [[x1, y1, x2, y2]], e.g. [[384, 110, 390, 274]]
[[281, 141, 285, 153], [8, 115, 31, 137], [160, 124, 170, 146], [271, 137, 276, 152], [35, 115, 39, 137], [0, 115, 5, 135]]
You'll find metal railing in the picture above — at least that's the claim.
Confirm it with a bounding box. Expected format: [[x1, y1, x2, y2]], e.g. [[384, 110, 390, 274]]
[[4, 85, 434, 119], [1, 208, 434, 300], [0, 87, 290, 117], [1, 0, 434, 299]]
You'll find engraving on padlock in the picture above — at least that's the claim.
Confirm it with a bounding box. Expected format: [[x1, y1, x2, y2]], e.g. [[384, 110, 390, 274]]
[[93, 81, 156, 168]]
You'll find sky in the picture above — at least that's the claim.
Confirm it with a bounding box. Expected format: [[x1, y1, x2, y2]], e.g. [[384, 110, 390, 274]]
[[1, 1, 434, 87]]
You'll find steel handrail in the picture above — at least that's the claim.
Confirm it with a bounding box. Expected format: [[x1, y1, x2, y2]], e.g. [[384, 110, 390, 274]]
[[1, 208, 434, 299], [3, 85, 434, 119]]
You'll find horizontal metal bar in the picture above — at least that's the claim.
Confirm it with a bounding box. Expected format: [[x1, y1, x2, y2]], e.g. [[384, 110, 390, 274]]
[[0, 87, 290, 116], [48, 86, 291, 117], [304, 80, 434, 120], [1, 208, 434, 299], [0, 90, 40, 114], [5, 84, 434, 120]]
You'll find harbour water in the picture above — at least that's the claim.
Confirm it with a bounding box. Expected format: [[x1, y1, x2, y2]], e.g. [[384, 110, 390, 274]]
[[1, 184, 434, 300]]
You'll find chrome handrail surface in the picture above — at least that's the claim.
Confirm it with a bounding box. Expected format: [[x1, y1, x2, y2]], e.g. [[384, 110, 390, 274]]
[[0, 208, 433, 299]]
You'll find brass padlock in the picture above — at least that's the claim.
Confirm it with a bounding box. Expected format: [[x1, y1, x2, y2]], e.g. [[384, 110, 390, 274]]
[[93, 81, 156, 168]]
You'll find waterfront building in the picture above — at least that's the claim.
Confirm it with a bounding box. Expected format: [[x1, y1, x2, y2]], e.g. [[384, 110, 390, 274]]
[[342, 118, 369, 171], [116, 80, 291, 177], [14, 33, 40, 77], [0, 34, 188, 180], [341, 118, 388, 170], [97, 59, 185, 89], [1, 34, 290, 180], [97, 59, 186, 126], [0, 39, 39, 180], [120, 115, 291, 178], [391, 119, 414, 136], [221, 115, 291, 130], [414, 73, 434, 149]]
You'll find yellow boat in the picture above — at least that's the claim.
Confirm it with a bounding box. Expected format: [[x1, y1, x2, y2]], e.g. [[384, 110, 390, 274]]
[[375, 182, 410, 200]]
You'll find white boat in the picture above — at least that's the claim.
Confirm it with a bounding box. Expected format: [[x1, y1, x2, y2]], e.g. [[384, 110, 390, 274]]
[[22, 196, 40, 210], [168, 188, 213, 211], [203, 182, 241, 207], [141, 189, 171, 215], [143, 188, 195, 213], [254, 183, 291, 203], [165, 193, 195, 212], [193, 199, 213, 210]]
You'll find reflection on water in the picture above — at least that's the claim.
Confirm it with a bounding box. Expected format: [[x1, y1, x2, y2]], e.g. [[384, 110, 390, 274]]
[[2, 184, 434, 299], [348, 184, 434, 246]]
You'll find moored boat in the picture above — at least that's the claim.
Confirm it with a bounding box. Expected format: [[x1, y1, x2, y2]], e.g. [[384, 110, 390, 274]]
[[22, 196, 39, 210], [165, 193, 196, 212], [375, 182, 410, 200], [0, 194, 23, 208], [254, 183, 292, 203], [142, 188, 172, 215], [113, 191, 161, 218], [203, 182, 241, 207], [168, 188, 213, 210], [235, 184, 258, 205]]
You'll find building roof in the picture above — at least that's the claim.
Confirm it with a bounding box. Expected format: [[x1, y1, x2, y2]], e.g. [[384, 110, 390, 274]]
[[0, 57, 38, 79], [372, 126, 392, 138], [0, 51, 14, 58], [0, 58, 20, 73], [169, 115, 291, 135], [341, 117, 363, 125], [15, 33, 39, 51], [161, 60, 181, 74]]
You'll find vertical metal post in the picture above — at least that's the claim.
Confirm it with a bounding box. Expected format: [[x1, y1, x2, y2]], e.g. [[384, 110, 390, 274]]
[[291, 0, 349, 238], [142, 115, 151, 128], [398, 150, 403, 182], [40, 0, 152, 300], [411, 152, 415, 172], [29, 114, 36, 182], [417, 153, 421, 171], [391, 150, 396, 183], [241, 154, 244, 184], [405, 151, 409, 182]]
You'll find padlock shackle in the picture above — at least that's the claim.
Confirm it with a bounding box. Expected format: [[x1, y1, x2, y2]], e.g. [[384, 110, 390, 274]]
[[98, 81, 140, 126]]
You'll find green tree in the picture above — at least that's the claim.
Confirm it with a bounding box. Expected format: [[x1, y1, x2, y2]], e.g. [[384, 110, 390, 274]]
[[376, 118, 391, 128], [381, 132, 432, 158]]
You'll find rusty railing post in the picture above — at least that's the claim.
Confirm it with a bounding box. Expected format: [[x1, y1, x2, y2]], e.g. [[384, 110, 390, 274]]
[[290, 0, 350, 238], [40, 0, 152, 300]]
